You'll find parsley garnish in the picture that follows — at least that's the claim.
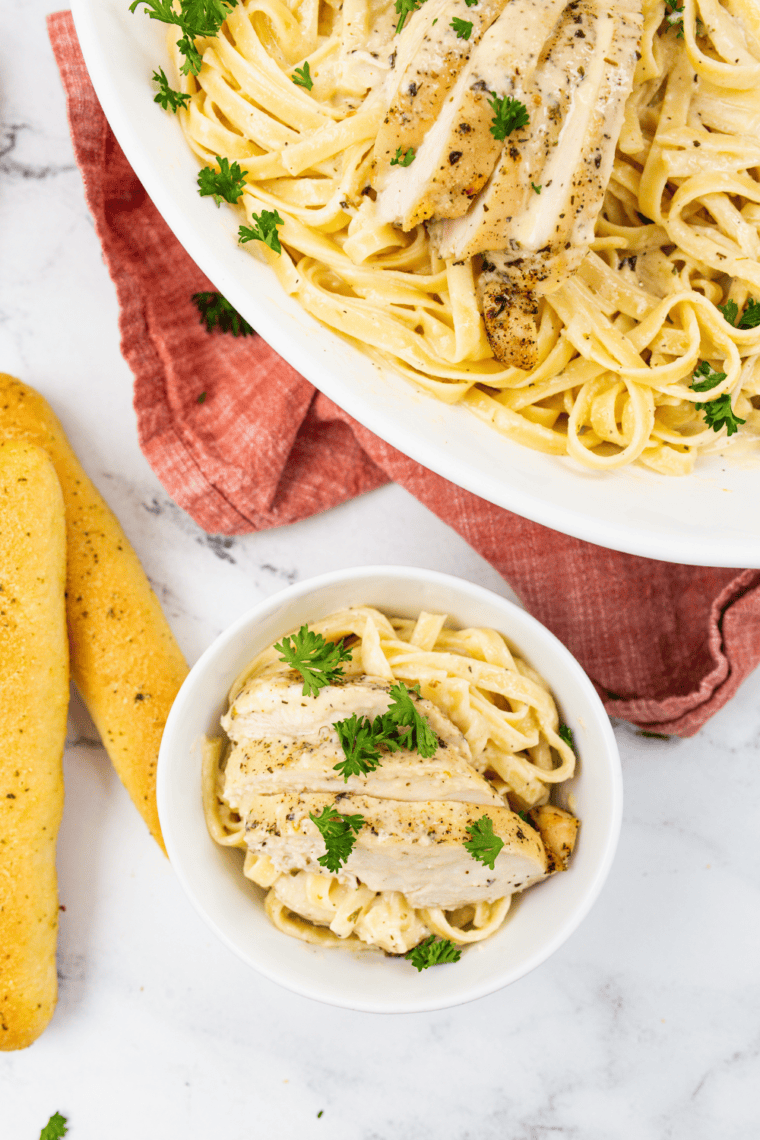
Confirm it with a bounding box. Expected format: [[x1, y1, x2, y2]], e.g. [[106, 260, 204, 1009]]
[[390, 146, 416, 166], [129, 0, 238, 75], [192, 291, 254, 336], [464, 0, 478, 6], [384, 682, 438, 756], [292, 61, 313, 90], [695, 393, 745, 435], [394, 0, 426, 34], [197, 156, 247, 206], [463, 815, 504, 870], [488, 93, 529, 141], [333, 713, 399, 779], [239, 209, 285, 255], [558, 723, 574, 750], [275, 625, 353, 697], [197, 391, 207, 403], [689, 360, 726, 393], [405, 935, 462, 970], [152, 67, 191, 112], [719, 297, 760, 329], [531, 182, 542, 194], [664, 0, 684, 35], [451, 16, 473, 38], [332, 682, 437, 781], [40, 1114, 68, 1140], [309, 804, 365, 872], [739, 298, 760, 328]]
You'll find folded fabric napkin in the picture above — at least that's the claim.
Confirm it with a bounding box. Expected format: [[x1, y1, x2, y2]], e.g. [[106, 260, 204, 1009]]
[[49, 10, 760, 737]]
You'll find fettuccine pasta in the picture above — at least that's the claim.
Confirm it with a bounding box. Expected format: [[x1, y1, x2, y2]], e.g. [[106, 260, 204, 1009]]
[[204, 607, 578, 955], [160, 0, 760, 472]]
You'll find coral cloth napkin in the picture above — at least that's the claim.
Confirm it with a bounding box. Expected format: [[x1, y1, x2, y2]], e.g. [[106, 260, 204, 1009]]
[[49, 10, 760, 737]]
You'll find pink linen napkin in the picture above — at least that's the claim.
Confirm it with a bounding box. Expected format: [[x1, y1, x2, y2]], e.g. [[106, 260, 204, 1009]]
[[48, 10, 760, 736]]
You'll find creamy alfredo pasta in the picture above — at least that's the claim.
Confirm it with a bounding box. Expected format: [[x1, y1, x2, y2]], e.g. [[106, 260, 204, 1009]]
[[203, 608, 579, 955], [154, 0, 760, 473]]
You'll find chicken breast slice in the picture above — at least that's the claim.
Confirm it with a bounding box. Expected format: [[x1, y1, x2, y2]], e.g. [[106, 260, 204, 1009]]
[[222, 674, 471, 750], [373, 0, 513, 227], [432, 0, 642, 367], [241, 793, 548, 909], [223, 730, 502, 806]]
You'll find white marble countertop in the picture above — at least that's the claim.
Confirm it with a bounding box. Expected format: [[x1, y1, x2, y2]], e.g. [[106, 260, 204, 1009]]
[[2, 5, 760, 1137]]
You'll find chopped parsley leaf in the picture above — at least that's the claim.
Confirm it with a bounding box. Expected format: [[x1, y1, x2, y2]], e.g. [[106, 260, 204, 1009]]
[[558, 723, 575, 750], [152, 67, 191, 112], [309, 804, 365, 873], [192, 291, 254, 336], [197, 155, 247, 206], [531, 182, 542, 194], [275, 625, 352, 696], [40, 1114, 68, 1140], [394, 0, 426, 34], [292, 61, 313, 90], [390, 146, 416, 166], [488, 93, 529, 141], [405, 935, 462, 970], [451, 16, 473, 38], [689, 360, 726, 393], [463, 815, 504, 870], [239, 209, 285, 255], [695, 393, 745, 435]]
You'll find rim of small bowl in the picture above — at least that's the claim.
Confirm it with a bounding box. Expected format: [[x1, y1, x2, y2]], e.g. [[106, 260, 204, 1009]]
[[157, 566, 623, 1013]]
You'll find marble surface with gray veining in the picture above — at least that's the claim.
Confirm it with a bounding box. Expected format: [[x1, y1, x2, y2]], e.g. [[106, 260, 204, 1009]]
[[2, 4, 759, 1137]]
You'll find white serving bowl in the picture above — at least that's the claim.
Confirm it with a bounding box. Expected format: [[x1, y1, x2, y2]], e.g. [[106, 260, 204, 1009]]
[[70, 0, 760, 567], [157, 566, 622, 1013]]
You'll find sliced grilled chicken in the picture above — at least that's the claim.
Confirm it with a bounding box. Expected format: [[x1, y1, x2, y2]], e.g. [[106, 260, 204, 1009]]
[[242, 793, 548, 908], [529, 804, 579, 872], [375, 0, 570, 230], [224, 730, 502, 806], [373, 0, 512, 227], [222, 674, 469, 753], [432, 0, 642, 367]]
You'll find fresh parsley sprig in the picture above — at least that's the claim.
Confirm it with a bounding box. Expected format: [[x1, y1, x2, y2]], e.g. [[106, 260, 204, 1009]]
[[719, 297, 760, 330], [197, 156, 247, 206], [451, 16, 473, 38], [275, 625, 353, 697], [239, 209, 285, 255], [664, 0, 684, 34], [405, 935, 462, 970], [390, 146, 416, 167], [292, 61, 313, 90], [488, 93, 529, 141], [689, 360, 726, 393], [558, 723, 574, 750], [333, 713, 401, 780], [394, 0, 426, 34], [309, 804, 365, 872], [40, 1114, 68, 1140], [192, 291, 254, 336], [384, 683, 438, 756], [695, 393, 746, 435], [152, 67, 191, 112], [463, 815, 504, 870], [332, 682, 437, 781], [130, 0, 238, 75]]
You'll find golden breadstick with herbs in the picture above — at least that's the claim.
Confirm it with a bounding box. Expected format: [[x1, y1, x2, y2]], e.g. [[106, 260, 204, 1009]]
[[0, 374, 189, 852], [0, 440, 68, 1051]]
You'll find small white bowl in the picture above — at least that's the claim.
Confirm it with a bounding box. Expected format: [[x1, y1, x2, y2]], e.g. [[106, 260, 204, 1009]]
[[157, 566, 622, 1013]]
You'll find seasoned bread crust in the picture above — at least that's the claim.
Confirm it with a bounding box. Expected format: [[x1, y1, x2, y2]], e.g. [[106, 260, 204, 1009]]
[[0, 375, 189, 852], [0, 441, 68, 1051]]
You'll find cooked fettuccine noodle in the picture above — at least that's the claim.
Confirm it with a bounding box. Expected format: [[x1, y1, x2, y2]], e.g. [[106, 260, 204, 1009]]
[[204, 608, 578, 954], [165, 0, 760, 472]]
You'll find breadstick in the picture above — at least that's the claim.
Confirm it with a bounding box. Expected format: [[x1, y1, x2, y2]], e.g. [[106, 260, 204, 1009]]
[[0, 375, 189, 853], [0, 441, 68, 1051]]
